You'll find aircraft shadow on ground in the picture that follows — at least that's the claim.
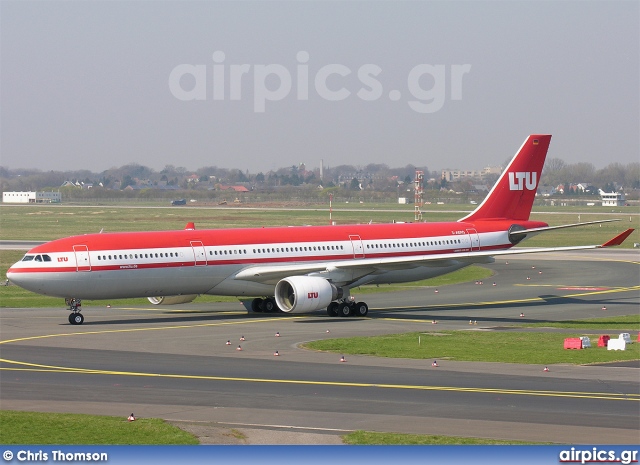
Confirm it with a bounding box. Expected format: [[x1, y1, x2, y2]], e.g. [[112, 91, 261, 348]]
[[358, 294, 634, 325]]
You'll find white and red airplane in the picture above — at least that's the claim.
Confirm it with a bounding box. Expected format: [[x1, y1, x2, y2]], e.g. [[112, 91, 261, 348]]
[[7, 135, 634, 325]]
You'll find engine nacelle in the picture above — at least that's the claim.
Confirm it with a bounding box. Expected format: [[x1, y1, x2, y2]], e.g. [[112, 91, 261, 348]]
[[147, 295, 198, 305], [274, 276, 342, 313]]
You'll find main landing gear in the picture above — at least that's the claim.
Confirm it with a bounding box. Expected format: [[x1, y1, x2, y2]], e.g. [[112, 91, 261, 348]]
[[65, 298, 84, 325], [326, 299, 368, 317], [250, 297, 281, 313]]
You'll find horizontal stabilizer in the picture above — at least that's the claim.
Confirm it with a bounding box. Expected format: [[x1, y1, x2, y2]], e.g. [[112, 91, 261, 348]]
[[601, 228, 634, 247], [508, 219, 620, 239]]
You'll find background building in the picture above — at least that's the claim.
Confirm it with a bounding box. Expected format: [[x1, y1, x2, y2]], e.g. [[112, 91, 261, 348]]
[[2, 191, 61, 203]]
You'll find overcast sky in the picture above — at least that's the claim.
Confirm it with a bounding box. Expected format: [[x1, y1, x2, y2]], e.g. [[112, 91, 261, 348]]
[[1, 1, 638, 174]]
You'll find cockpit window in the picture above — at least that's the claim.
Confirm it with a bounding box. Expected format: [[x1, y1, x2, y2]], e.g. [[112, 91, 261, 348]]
[[22, 255, 35, 262]]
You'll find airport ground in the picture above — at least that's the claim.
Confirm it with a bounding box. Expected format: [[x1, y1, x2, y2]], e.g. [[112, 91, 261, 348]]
[[1, 250, 638, 444]]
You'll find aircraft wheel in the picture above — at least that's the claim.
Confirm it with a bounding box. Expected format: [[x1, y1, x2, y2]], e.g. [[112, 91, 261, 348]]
[[338, 302, 352, 317], [263, 298, 276, 313], [251, 298, 263, 312], [354, 302, 368, 317], [70, 313, 84, 325], [326, 302, 338, 317]]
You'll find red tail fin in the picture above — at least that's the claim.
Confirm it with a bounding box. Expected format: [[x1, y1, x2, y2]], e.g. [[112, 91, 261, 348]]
[[459, 134, 551, 222]]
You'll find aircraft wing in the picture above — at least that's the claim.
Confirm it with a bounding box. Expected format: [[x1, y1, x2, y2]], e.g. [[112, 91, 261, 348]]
[[234, 228, 634, 284]]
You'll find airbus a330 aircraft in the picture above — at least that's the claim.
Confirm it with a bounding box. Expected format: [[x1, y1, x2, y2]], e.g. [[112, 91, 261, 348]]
[[7, 135, 634, 325]]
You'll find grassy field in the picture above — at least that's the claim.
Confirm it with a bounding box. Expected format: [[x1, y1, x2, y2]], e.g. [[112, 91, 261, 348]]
[[0, 410, 541, 445], [0, 411, 198, 445], [1, 204, 638, 246], [342, 431, 537, 445], [304, 314, 640, 365]]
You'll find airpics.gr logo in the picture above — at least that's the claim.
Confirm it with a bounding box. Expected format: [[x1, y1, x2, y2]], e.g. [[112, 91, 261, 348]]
[[508, 172, 537, 191]]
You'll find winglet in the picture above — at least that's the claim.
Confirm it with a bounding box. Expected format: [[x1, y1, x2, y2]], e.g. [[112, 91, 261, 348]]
[[601, 229, 634, 247]]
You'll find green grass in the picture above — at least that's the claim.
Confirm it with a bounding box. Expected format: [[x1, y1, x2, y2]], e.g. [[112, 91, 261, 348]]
[[304, 330, 640, 364], [342, 430, 538, 445], [518, 314, 640, 330], [0, 410, 543, 445], [1, 204, 638, 247], [0, 411, 198, 445]]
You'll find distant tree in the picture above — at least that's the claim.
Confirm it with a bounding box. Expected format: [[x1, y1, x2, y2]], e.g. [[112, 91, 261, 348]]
[[121, 175, 134, 189]]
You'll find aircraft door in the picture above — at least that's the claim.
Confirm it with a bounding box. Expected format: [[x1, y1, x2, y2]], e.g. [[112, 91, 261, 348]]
[[73, 245, 91, 272], [191, 241, 207, 266], [349, 235, 365, 259], [466, 229, 480, 251]]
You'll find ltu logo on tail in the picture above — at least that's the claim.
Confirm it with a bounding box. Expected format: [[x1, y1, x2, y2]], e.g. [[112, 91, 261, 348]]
[[509, 172, 537, 191]]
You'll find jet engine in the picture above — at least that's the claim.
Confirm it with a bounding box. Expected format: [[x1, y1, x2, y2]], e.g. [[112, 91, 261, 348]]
[[274, 276, 342, 313], [147, 295, 198, 305]]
